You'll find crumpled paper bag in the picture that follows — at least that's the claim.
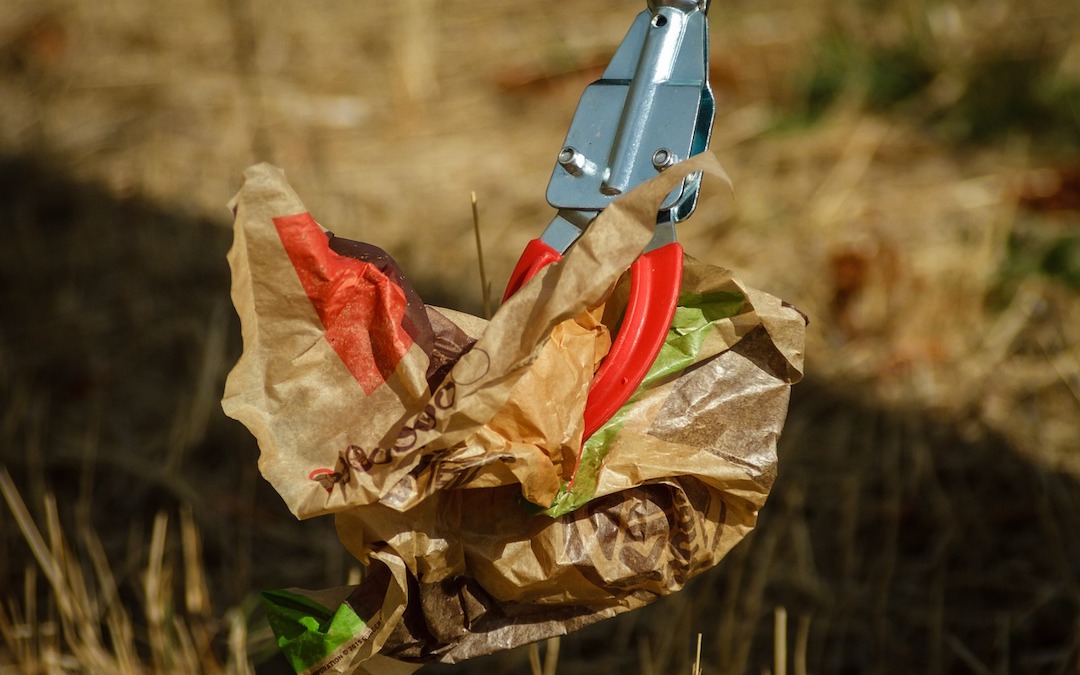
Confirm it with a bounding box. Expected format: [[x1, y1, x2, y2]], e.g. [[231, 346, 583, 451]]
[[222, 153, 805, 674]]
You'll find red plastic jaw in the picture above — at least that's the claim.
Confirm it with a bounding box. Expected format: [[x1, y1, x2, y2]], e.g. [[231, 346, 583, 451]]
[[502, 237, 684, 445], [501, 238, 564, 306], [583, 241, 682, 440]]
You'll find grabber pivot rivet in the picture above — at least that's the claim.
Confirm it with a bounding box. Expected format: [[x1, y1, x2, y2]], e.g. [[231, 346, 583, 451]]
[[652, 148, 676, 171], [558, 147, 587, 176]]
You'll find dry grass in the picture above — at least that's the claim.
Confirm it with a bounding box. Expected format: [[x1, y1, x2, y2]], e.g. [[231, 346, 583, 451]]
[[0, 468, 253, 674], [1, 0, 1079, 672]]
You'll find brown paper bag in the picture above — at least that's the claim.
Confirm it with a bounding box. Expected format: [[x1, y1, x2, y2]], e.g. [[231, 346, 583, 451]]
[[223, 153, 805, 673]]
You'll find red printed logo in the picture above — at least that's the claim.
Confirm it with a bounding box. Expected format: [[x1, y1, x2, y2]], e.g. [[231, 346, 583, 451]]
[[273, 213, 413, 394]]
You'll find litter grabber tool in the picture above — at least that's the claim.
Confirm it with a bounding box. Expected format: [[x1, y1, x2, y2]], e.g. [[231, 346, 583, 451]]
[[223, 0, 808, 666], [503, 0, 715, 441]]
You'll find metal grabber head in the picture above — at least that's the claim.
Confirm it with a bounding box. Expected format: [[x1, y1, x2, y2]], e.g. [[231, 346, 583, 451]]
[[546, 0, 715, 233]]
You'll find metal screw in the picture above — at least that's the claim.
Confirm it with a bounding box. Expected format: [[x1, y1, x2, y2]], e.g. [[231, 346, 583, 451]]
[[652, 148, 676, 171], [558, 146, 586, 176]]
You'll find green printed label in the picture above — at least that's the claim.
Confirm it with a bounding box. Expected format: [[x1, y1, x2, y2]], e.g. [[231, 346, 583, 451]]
[[262, 589, 368, 673]]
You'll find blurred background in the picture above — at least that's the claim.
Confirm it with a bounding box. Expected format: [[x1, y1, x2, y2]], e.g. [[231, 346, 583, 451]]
[[1, 0, 1079, 672]]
